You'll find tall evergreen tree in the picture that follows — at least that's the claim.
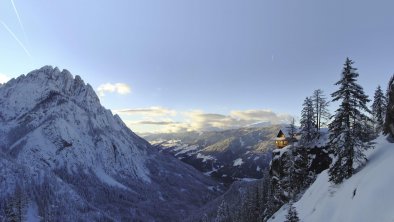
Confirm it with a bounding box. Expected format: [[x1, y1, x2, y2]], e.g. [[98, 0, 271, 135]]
[[328, 58, 373, 184], [263, 172, 276, 221], [384, 74, 394, 136], [371, 85, 387, 134], [215, 200, 231, 222], [312, 89, 330, 132], [5, 185, 26, 222], [300, 97, 317, 145], [386, 74, 394, 104], [282, 148, 295, 199], [285, 202, 300, 222], [286, 118, 297, 140]]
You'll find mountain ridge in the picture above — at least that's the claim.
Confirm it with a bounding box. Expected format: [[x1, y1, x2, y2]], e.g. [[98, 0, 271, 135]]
[[145, 125, 282, 184], [0, 66, 222, 221]]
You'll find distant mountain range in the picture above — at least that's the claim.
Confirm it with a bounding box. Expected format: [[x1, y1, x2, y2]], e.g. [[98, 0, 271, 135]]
[[0, 66, 222, 221], [144, 125, 283, 184]]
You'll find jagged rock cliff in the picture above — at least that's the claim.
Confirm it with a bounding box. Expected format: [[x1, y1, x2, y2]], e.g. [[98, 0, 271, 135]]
[[0, 66, 222, 221]]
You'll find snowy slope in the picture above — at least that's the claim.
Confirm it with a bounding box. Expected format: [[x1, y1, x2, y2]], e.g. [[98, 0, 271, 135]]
[[269, 136, 394, 222], [0, 66, 151, 183], [0, 66, 221, 221]]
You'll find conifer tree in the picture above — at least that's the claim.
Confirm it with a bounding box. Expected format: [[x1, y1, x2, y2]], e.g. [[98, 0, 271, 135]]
[[215, 200, 230, 222], [286, 118, 297, 141], [282, 149, 295, 199], [5, 185, 26, 222], [328, 58, 373, 184], [300, 97, 316, 145], [201, 214, 209, 222], [312, 89, 330, 132], [285, 202, 300, 222], [263, 172, 276, 221], [386, 74, 394, 103], [371, 85, 387, 134], [384, 75, 394, 136]]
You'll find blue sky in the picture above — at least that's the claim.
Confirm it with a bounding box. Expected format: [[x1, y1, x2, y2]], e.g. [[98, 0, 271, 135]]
[[0, 0, 393, 133]]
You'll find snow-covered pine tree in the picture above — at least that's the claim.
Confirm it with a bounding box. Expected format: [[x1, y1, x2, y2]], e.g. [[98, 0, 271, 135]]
[[328, 58, 374, 184], [283, 119, 299, 200], [5, 184, 27, 222], [253, 186, 262, 221], [201, 214, 209, 222], [292, 149, 310, 193], [286, 118, 297, 141], [285, 202, 300, 222], [263, 171, 276, 221], [300, 97, 317, 146], [239, 188, 258, 222], [282, 149, 295, 199], [371, 85, 387, 134], [260, 168, 271, 213], [384, 75, 394, 137], [386, 74, 394, 104], [215, 200, 231, 222], [312, 89, 330, 132]]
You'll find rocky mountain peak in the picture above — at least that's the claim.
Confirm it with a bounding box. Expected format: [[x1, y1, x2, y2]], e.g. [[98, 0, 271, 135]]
[[0, 66, 101, 121], [0, 66, 221, 221]]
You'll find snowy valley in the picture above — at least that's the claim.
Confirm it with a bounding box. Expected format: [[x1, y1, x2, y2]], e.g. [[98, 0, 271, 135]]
[[145, 126, 280, 184]]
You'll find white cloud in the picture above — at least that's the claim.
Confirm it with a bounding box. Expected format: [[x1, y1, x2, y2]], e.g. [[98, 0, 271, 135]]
[[0, 74, 10, 84], [97, 83, 131, 96], [118, 107, 292, 133], [180, 109, 292, 132], [229, 109, 292, 124], [131, 120, 179, 125], [123, 120, 188, 134], [113, 106, 177, 117]]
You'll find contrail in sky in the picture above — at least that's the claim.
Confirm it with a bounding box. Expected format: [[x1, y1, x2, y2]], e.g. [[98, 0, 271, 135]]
[[10, 0, 28, 43], [0, 21, 31, 57]]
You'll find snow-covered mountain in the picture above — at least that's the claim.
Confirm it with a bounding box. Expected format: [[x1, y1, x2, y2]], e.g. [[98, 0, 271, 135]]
[[269, 136, 394, 222], [145, 126, 282, 184], [0, 66, 221, 221]]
